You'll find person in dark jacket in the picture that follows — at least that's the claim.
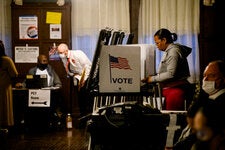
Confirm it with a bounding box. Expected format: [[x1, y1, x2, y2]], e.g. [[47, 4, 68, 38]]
[[202, 60, 225, 102], [16, 54, 62, 88], [191, 102, 225, 150], [202, 60, 225, 128], [28, 54, 62, 88], [16, 54, 64, 129], [168, 60, 225, 150]]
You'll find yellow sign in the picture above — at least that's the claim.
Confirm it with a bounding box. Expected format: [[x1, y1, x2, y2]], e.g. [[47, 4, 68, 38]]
[[46, 12, 62, 24], [26, 74, 33, 79]]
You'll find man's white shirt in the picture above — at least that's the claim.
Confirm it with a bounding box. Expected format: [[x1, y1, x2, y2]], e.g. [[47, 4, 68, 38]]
[[67, 50, 92, 82]]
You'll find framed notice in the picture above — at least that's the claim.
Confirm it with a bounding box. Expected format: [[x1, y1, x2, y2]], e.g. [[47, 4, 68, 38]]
[[15, 46, 39, 63]]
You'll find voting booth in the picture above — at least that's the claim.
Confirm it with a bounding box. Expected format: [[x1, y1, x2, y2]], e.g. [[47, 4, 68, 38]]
[[99, 44, 155, 93], [87, 43, 188, 150]]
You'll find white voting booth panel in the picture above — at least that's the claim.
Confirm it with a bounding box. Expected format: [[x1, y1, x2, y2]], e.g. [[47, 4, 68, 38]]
[[99, 45, 141, 93], [99, 44, 155, 93], [125, 44, 156, 79]]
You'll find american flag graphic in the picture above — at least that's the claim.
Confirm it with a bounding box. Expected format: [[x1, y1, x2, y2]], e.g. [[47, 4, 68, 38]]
[[109, 55, 131, 70]]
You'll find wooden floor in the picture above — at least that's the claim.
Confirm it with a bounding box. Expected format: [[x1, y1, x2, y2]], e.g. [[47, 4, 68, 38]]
[[1, 123, 90, 150]]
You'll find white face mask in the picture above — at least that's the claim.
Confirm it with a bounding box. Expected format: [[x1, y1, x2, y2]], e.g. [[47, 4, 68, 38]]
[[202, 80, 217, 95], [59, 53, 66, 59]]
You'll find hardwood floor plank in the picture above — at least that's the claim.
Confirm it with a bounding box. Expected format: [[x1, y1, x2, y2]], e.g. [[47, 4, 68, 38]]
[[6, 127, 89, 150]]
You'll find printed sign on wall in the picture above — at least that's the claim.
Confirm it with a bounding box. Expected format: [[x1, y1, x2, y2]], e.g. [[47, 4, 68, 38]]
[[15, 45, 39, 63]]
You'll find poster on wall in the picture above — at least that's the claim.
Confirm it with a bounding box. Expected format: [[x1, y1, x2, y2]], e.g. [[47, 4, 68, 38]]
[[19, 16, 38, 40], [15, 45, 39, 63], [50, 24, 62, 39]]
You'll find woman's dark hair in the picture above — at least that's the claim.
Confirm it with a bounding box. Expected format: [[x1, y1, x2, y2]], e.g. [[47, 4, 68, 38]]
[[154, 28, 177, 43], [186, 89, 209, 118], [0, 40, 6, 68], [198, 101, 222, 134]]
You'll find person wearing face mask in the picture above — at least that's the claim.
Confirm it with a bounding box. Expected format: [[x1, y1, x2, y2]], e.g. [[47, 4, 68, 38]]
[[202, 60, 225, 102], [142, 28, 192, 110], [16, 54, 62, 88], [29, 54, 62, 88], [191, 102, 225, 150], [57, 43, 92, 117], [15, 54, 64, 130], [202, 60, 225, 130], [57, 43, 92, 87], [167, 60, 225, 150]]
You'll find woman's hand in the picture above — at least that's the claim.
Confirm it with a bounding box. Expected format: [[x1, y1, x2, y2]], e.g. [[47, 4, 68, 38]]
[[141, 76, 152, 83]]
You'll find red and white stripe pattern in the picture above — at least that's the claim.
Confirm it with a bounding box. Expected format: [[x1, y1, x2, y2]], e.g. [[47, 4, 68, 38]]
[[110, 55, 131, 70]]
